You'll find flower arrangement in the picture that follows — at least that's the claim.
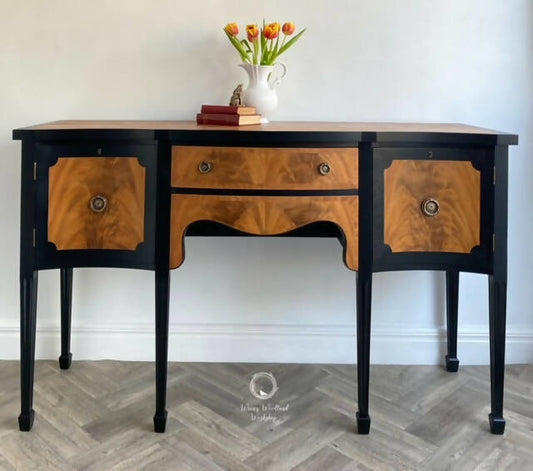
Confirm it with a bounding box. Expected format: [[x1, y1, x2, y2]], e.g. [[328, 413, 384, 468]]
[[224, 21, 305, 66]]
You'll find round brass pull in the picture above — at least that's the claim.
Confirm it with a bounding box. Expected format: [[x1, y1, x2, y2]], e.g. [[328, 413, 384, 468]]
[[198, 161, 212, 174], [89, 195, 108, 213], [318, 162, 331, 175], [421, 198, 439, 217]]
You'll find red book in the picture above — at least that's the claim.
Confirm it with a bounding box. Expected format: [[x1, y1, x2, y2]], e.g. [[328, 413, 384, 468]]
[[200, 105, 257, 115], [196, 113, 262, 126]]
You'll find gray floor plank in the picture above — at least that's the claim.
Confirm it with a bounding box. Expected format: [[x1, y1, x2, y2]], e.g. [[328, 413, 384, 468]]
[[0, 361, 532, 470], [291, 446, 368, 471], [244, 407, 353, 471], [163, 428, 254, 471], [0, 430, 76, 471], [171, 400, 266, 461]]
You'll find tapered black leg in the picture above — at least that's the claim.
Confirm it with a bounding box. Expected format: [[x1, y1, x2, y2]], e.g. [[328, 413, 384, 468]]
[[153, 269, 170, 433], [19, 271, 38, 431], [488, 145, 508, 434], [445, 270, 460, 372], [488, 276, 506, 434], [356, 271, 372, 434], [59, 268, 73, 370]]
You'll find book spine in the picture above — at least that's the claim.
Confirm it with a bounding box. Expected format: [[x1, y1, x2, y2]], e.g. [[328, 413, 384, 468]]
[[200, 105, 255, 115], [196, 113, 240, 125]]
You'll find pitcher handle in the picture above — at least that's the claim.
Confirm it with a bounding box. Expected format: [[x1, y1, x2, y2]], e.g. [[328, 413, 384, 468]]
[[268, 63, 287, 88]]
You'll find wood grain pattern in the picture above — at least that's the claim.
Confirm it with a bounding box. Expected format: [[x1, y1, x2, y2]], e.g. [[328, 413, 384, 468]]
[[15, 120, 512, 135], [172, 146, 358, 190], [2, 361, 532, 470], [170, 195, 358, 270], [48, 157, 146, 250], [384, 160, 480, 253]]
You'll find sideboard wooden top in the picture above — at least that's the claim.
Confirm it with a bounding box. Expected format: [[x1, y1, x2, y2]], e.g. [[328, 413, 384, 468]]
[[13, 120, 518, 145]]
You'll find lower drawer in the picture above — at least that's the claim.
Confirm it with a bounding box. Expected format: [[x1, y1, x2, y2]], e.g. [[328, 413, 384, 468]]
[[169, 194, 359, 270]]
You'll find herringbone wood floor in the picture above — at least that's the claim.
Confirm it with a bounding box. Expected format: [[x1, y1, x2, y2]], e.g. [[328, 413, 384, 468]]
[[0, 361, 532, 470]]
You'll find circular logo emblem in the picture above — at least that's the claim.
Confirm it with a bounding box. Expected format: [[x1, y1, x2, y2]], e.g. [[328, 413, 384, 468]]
[[249, 372, 278, 400]]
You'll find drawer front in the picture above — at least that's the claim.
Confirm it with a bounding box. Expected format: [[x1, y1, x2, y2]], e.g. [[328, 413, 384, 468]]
[[48, 157, 146, 250], [384, 160, 480, 253], [172, 146, 358, 190], [170, 194, 359, 270]]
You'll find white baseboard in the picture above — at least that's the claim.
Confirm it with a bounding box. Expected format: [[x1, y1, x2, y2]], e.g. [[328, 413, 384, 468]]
[[0, 322, 532, 364]]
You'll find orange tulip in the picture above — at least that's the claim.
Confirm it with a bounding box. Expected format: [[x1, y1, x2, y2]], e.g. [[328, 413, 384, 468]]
[[224, 23, 239, 36], [223, 19, 305, 66], [264, 22, 280, 40], [247, 24, 259, 42], [282, 22, 295, 35]]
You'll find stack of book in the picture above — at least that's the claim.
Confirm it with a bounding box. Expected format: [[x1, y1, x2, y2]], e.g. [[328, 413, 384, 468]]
[[196, 105, 262, 126]]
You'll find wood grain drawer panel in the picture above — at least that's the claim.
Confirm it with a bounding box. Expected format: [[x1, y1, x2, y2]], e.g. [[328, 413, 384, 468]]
[[171, 146, 358, 190], [48, 157, 145, 250], [170, 194, 358, 270], [384, 160, 480, 253]]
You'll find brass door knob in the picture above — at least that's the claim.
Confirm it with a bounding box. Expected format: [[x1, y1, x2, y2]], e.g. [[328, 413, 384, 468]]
[[318, 162, 331, 175], [198, 161, 213, 174], [421, 198, 439, 217], [89, 195, 108, 213]]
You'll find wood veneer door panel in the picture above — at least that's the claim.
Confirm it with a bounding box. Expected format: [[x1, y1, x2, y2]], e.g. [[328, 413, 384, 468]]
[[384, 160, 480, 253], [48, 157, 146, 250], [170, 194, 359, 270], [172, 146, 358, 190]]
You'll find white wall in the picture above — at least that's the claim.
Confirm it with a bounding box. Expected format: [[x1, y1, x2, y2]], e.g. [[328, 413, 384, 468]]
[[1, 0, 532, 364]]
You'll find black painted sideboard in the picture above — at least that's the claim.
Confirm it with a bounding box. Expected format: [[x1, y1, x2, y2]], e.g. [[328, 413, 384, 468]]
[[12, 121, 518, 434]]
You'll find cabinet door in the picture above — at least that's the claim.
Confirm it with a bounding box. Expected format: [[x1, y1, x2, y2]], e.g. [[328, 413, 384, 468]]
[[383, 160, 480, 253], [33, 142, 157, 270], [48, 157, 145, 250], [372, 147, 493, 273]]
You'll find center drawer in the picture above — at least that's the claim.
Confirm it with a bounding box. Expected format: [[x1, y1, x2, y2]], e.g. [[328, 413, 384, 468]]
[[171, 146, 358, 190]]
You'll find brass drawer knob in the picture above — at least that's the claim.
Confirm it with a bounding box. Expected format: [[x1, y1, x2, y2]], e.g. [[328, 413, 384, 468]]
[[318, 162, 331, 175], [421, 198, 439, 217], [198, 161, 213, 174], [89, 195, 108, 213]]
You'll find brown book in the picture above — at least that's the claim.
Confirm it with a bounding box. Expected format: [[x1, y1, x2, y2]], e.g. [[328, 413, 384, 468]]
[[200, 105, 256, 115], [196, 113, 262, 126]]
